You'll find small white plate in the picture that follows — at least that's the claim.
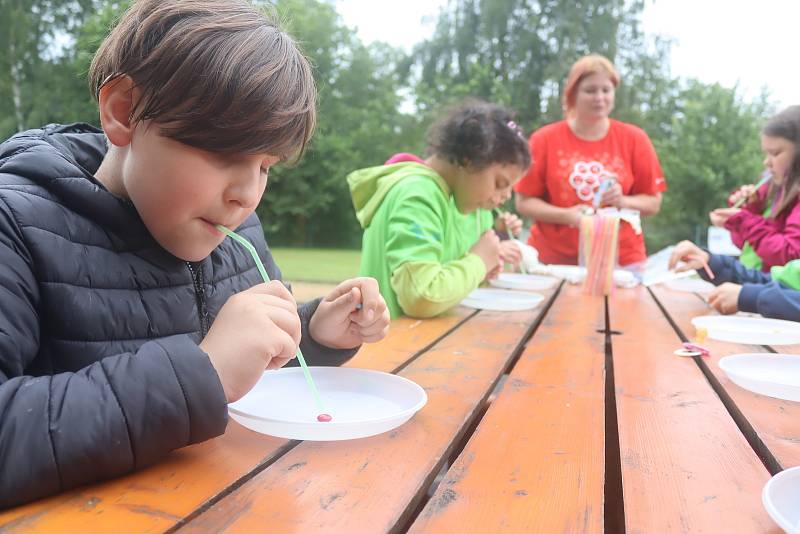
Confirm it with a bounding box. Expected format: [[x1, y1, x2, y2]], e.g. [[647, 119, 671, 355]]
[[719, 353, 800, 402], [692, 315, 800, 345], [763, 465, 800, 534], [228, 367, 427, 441], [663, 277, 715, 293], [460, 288, 544, 311], [489, 273, 557, 291]]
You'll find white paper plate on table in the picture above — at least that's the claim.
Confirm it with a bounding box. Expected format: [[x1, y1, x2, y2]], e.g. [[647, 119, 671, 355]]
[[663, 277, 716, 293], [460, 288, 544, 311], [763, 465, 800, 534], [229, 367, 427, 441], [691, 315, 800, 345], [489, 273, 557, 291], [718, 353, 800, 402]]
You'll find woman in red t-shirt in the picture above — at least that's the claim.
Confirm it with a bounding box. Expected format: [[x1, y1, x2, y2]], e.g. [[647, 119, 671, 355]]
[[514, 54, 667, 266]]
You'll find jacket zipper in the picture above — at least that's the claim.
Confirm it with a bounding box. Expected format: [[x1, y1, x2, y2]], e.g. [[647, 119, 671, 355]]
[[187, 262, 209, 337]]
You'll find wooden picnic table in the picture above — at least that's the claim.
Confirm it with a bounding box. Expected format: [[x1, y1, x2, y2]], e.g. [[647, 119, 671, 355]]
[[1, 281, 798, 532]]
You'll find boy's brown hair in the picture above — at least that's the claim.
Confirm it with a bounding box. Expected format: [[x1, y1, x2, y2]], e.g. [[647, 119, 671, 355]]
[[89, 0, 316, 160]]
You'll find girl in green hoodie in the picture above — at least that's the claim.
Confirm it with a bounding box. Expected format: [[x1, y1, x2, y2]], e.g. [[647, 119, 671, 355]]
[[348, 100, 532, 318]]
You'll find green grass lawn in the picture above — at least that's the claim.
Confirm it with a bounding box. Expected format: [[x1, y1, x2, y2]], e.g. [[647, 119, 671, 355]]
[[270, 248, 361, 283]]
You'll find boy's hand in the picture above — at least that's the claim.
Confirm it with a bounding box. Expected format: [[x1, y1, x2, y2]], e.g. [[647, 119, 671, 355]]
[[707, 283, 742, 314], [498, 240, 522, 266], [200, 281, 300, 402], [310, 277, 390, 349], [668, 240, 710, 272], [494, 212, 522, 237], [471, 230, 502, 276]]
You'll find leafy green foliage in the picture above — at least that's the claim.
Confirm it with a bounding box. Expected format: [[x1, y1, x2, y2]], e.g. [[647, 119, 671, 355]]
[[0, 0, 772, 254]]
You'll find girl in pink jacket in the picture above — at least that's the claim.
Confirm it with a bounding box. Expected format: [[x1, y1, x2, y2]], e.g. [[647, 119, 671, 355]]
[[712, 106, 800, 271]]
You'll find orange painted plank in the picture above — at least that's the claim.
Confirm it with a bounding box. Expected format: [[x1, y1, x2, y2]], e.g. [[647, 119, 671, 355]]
[[651, 285, 800, 469], [409, 284, 605, 533], [178, 287, 560, 533], [610, 287, 778, 532], [345, 308, 473, 370], [0, 310, 473, 532]]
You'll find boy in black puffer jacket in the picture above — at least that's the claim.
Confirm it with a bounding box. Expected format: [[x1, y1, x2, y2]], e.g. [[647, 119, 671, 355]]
[[0, 0, 389, 508]]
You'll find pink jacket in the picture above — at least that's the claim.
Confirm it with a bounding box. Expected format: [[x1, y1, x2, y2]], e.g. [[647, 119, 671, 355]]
[[725, 186, 800, 270]]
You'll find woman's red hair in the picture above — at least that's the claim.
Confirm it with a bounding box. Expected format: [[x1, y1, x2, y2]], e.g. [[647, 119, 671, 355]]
[[562, 54, 620, 117]]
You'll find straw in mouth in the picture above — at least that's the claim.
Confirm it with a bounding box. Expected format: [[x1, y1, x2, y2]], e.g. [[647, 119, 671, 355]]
[[215, 224, 330, 420]]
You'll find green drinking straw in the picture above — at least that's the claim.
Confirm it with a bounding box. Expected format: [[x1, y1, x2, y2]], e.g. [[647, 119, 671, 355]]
[[216, 224, 327, 415]]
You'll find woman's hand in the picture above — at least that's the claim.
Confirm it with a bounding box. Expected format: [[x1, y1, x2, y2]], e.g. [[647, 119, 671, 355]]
[[600, 182, 624, 208]]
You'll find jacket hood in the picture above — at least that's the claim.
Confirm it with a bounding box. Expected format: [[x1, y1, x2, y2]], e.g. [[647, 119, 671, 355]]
[[347, 162, 448, 228]]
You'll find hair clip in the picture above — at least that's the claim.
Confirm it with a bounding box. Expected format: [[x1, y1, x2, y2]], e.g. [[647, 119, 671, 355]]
[[506, 120, 525, 140]]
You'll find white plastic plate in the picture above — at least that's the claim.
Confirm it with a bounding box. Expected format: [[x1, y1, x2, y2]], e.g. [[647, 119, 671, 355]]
[[718, 353, 800, 402], [460, 288, 544, 311], [228, 367, 427, 440], [489, 273, 557, 291], [692, 315, 800, 345], [763, 465, 800, 534]]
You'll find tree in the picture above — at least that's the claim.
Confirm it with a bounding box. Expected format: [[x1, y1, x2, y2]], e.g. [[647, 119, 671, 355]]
[[257, 0, 414, 247], [405, 0, 645, 129], [0, 0, 96, 137], [644, 81, 770, 251]]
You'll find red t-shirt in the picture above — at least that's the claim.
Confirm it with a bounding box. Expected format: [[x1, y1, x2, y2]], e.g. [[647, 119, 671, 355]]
[[515, 119, 666, 266]]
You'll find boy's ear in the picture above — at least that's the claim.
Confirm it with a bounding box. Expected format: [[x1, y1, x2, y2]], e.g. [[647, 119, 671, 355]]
[[98, 75, 139, 147]]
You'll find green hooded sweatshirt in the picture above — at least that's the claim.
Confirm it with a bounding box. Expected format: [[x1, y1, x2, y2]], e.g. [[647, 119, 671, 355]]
[[348, 162, 492, 318]]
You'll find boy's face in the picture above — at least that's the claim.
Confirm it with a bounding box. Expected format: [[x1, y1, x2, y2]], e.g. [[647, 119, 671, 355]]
[[454, 162, 525, 213], [121, 123, 279, 261]]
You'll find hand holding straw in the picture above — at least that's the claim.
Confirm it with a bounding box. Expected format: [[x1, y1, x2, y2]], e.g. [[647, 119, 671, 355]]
[[689, 253, 715, 280], [492, 208, 528, 274], [215, 224, 329, 420], [732, 171, 772, 209]]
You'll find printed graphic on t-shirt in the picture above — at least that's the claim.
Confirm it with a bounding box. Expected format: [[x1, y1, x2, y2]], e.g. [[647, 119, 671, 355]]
[[568, 160, 616, 201]]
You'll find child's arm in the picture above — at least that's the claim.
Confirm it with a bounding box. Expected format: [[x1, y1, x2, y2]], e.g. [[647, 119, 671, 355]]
[[738, 281, 800, 321], [0, 203, 228, 509], [703, 253, 773, 285], [384, 186, 492, 318], [724, 204, 800, 267]]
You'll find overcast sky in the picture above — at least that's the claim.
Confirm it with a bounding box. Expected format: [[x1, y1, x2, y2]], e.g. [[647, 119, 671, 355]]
[[335, 0, 796, 110]]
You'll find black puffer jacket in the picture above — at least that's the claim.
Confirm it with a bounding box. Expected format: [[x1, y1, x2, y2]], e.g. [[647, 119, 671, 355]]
[[0, 124, 356, 508]]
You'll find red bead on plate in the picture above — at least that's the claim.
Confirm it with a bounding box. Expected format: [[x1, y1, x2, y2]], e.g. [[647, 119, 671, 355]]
[[317, 413, 332, 422]]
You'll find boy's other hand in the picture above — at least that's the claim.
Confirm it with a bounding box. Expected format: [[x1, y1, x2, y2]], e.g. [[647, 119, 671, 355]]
[[707, 283, 741, 315], [471, 230, 501, 276], [668, 240, 710, 272], [310, 277, 390, 349], [200, 281, 300, 402]]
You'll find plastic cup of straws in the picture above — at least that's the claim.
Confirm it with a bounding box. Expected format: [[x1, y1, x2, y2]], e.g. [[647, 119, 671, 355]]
[[579, 212, 620, 296]]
